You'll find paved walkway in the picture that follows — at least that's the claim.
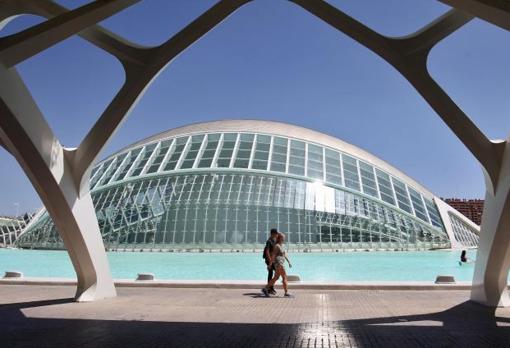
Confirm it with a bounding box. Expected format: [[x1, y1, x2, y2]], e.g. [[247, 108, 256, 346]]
[[1, 285, 510, 347]]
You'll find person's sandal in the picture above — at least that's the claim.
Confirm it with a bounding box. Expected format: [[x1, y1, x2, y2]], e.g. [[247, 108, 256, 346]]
[[261, 288, 269, 297], [284, 292, 293, 297]]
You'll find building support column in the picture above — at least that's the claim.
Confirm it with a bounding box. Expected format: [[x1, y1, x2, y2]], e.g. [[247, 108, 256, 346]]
[[472, 139, 510, 307], [0, 0, 251, 301], [0, 64, 116, 301], [292, 0, 510, 307]]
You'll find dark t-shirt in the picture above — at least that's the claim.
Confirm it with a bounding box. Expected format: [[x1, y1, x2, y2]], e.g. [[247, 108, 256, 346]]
[[263, 238, 276, 261]]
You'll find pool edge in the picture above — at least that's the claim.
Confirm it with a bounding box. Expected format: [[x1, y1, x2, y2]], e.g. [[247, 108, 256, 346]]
[[0, 278, 495, 290]]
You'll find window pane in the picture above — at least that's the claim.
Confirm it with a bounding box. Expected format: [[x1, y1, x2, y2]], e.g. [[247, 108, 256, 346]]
[[163, 137, 189, 171], [130, 143, 157, 177], [91, 159, 112, 188], [375, 169, 395, 205], [146, 139, 173, 174], [392, 178, 413, 214], [217, 133, 237, 168], [234, 134, 253, 169], [270, 137, 287, 173], [251, 134, 270, 170], [288, 140, 305, 176], [180, 135, 204, 169], [342, 155, 360, 191], [307, 144, 323, 180], [408, 187, 429, 222], [198, 133, 221, 168], [359, 161, 378, 197], [325, 149, 342, 186], [425, 198, 444, 228], [110, 148, 142, 182]]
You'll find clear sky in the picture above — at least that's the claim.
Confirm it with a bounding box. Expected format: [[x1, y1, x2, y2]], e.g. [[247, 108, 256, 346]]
[[1, 0, 509, 216]]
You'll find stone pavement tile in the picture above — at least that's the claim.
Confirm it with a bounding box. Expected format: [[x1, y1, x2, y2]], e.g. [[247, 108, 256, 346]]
[[0, 285, 509, 347]]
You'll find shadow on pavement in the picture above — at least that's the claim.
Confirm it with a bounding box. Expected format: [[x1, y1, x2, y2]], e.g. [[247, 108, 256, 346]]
[[1, 298, 509, 347], [242, 292, 266, 298]]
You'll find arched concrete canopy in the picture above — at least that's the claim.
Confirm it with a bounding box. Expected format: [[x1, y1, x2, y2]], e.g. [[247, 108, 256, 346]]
[[0, 0, 508, 306], [0, 0, 252, 301], [289, 0, 509, 307]]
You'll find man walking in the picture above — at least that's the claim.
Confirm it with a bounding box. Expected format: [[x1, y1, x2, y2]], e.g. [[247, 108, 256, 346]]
[[263, 228, 278, 295]]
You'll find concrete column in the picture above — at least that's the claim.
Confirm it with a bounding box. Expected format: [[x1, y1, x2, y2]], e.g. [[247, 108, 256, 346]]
[[0, 0, 251, 301], [291, 0, 510, 308], [0, 64, 116, 301], [472, 139, 510, 307]]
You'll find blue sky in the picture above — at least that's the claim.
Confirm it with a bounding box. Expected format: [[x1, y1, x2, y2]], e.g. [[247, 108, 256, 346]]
[[1, 0, 509, 215]]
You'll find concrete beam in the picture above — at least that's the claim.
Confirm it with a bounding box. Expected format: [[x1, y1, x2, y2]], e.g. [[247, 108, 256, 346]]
[[440, 0, 510, 31], [0, 135, 9, 153], [0, 0, 140, 68], [0, 0, 148, 67]]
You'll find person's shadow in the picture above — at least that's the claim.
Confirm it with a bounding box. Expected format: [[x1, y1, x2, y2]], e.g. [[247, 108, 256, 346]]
[[243, 292, 266, 298]]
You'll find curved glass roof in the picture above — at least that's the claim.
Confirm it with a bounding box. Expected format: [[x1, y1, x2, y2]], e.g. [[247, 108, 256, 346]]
[[89, 127, 443, 230]]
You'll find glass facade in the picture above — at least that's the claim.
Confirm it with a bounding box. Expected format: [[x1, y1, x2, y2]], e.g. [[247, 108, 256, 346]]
[[448, 213, 479, 248], [17, 172, 450, 250], [0, 215, 33, 247], [16, 128, 456, 251]]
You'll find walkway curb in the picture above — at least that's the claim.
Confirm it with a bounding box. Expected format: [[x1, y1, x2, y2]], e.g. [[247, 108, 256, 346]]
[[0, 278, 494, 290]]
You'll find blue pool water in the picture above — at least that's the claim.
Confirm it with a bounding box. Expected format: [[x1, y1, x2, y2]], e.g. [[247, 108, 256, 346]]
[[0, 248, 495, 282]]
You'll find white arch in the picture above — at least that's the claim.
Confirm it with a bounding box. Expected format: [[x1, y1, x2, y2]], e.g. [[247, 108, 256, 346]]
[[289, 0, 509, 307], [0, 0, 252, 301], [0, 0, 509, 306]]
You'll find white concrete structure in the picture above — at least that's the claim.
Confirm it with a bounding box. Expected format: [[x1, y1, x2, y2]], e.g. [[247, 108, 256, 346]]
[[291, 0, 510, 308], [435, 0, 510, 308], [434, 198, 480, 250], [0, 0, 508, 306], [0, 215, 33, 247], [0, 0, 251, 301]]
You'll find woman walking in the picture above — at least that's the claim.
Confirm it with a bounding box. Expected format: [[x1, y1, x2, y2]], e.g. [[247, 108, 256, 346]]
[[262, 232, 292, 297]]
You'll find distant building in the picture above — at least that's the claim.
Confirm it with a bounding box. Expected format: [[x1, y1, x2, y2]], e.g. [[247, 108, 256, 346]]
[[16, 120, 480, 250], [443, 198, 484, 226], [0, 215, 33, 247]]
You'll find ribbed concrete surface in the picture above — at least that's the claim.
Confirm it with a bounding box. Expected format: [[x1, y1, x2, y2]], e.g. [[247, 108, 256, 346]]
[[1, 285, 509, 347]]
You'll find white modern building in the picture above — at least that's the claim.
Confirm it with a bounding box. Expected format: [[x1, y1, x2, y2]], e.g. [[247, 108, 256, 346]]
[[0, 215, 33, 247], [16, 120, 479, 251]]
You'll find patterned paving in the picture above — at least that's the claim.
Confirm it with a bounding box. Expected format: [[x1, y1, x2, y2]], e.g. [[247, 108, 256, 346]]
[[1, 285, 509, 347]]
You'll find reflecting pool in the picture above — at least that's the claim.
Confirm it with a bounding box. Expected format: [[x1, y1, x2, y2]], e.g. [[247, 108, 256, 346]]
[[0, 249, 494, 282]]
